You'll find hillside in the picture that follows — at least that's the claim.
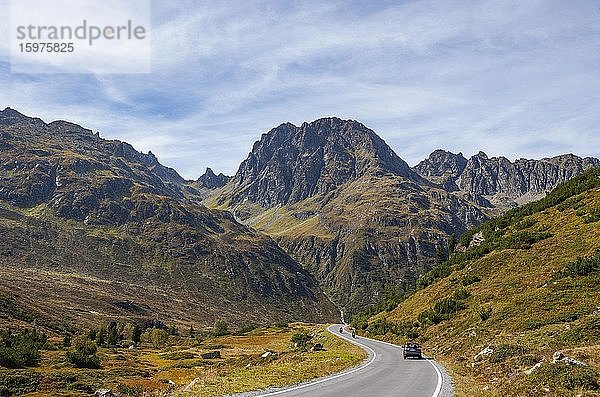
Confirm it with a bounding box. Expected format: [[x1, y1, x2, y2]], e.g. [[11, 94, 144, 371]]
[[357, 168, 600, 396], [208, 117, 597, 317], [0, 108, 338, 334], [208, 118, 488, 317]]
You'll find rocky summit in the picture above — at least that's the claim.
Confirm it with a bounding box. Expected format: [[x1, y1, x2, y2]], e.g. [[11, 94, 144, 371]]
[[230, 117, 422, 207], [197, 167, 230, 189], [0, 108, 338, 332], [415, 149, 600, 209]]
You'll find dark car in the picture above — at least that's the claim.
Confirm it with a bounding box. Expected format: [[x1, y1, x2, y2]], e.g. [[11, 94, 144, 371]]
[[403, 342, 422, 359]]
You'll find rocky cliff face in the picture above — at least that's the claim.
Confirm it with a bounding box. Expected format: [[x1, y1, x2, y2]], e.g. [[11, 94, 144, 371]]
[[413, 149, 468, 191], [0, 108, 338, 330], [198, 167, 230, 189], [230, 118, 422, 207], [415, 149, 600, 209]]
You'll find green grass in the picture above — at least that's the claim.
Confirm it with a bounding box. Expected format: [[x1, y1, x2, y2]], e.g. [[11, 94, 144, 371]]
[[1, 324, 365, 397]]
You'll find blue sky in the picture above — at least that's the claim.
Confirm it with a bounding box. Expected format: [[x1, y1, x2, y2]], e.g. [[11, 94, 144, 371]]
[[1, 0, 599, 178]]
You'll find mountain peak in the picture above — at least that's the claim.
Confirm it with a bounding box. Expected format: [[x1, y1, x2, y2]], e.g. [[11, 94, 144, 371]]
[[231, 117, 419, 207], [413, 149, 468, 191], [198, 167, 230, 189]]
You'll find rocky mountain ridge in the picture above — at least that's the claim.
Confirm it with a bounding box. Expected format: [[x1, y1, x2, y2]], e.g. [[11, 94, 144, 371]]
[[415, 149, 600, 208], [229, 117, 423, 207], [0, 107, 338, 331]]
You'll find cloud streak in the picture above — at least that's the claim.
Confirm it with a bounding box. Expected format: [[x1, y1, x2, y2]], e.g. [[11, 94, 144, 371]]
[[0, 0, 599, 178]]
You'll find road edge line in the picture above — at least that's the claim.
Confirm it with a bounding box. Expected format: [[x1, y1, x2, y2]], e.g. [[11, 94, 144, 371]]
[[253, 324, 377, 397]]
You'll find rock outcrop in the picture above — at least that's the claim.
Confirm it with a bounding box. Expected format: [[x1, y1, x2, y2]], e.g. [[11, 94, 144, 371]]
[[197, 167, 230, 189], [415, 149, 600, 209]]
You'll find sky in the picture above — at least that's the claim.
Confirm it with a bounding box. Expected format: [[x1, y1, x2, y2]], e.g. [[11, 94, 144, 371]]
[[1, 0, 599, 179]]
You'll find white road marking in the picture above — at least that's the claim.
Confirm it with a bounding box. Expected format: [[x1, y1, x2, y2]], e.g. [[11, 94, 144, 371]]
[[254, 324, 443, 397], [253, 326, 377, 397]]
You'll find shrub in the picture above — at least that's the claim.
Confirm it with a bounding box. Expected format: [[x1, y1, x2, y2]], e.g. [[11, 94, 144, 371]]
[[0, 370, 40, 395], [478, 306, 492, 321], [141, 329, 169, 348], [291, 330, 313, 351], [273, 321, 289, 329], [530, 363, 599, 390], [212, 320, 229, 337], [418, 289, 469, 326], [117, 383, 144, 397], [488, 344, 527, 363], [462, 274, 481, 286], [66, 335, 100, 369], [0, 329, 46, 368], [553, 251, 600, 280]]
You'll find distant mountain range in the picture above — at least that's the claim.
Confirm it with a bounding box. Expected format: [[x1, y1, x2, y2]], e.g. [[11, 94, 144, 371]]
[[0, 108, 597, 329]]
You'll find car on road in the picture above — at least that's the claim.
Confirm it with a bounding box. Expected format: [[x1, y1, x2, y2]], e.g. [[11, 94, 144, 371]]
[[403, 341, 422, 359]]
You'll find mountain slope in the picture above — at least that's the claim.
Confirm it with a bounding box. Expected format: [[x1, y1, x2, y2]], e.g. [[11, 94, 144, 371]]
[[0, 108, 338, 332], [359, 168, 600, 396], [209, 118, 488, 317]]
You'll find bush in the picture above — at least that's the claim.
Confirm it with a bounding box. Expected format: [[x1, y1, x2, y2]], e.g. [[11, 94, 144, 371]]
[[141, 329, 169, 348], [478, 306, 492, 321], [366, 318, 394, 335], [0, 329, 46, 368], [117, 383, 144, 397], [0, 370, 40, 396], [291, 330, 313, 351], [418, 289, 469, 326], [273, 321, 289, 329], [531, 363, 599, 390], [462, 274, 481, 286], [488, 344, 527, 363], [212, 321, 229, 337], [553, 251, 600, 280], [66, 335, 100, 369]]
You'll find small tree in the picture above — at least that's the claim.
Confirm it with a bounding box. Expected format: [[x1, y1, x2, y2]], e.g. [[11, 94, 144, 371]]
[[66, 335, 100, 369], [96, 325, 106, 346], [132, 324, 142, 344], [291, 330, 313, 351], [435, 244, 447, 265], [448, 234, 457, 254], [107, 321, 118, 346], [62, 335, 71, 348], [212, 320, 229, 337]]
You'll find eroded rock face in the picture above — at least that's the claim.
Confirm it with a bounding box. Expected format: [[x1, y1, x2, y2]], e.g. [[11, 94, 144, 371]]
[[413, 149, 467, 191], [197, 167, 230, 189], [231, 118, 421, 207], [415, 149, 600, 209]]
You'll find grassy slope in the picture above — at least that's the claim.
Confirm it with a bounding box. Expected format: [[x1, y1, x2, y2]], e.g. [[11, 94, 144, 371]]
[[208, 172, 485, 317], [2, 324, 365, 397], [364, 170, 600, 396]]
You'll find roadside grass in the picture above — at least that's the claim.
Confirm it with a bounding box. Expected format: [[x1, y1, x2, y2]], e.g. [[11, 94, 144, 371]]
[[1, 324, 365, 397]]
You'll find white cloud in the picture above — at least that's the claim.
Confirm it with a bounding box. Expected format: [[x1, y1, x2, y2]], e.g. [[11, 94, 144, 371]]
[[1, 0, 599, 178]]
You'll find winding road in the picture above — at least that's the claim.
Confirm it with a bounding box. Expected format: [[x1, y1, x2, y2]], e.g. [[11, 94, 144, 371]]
[[254, 324, 444, 397]]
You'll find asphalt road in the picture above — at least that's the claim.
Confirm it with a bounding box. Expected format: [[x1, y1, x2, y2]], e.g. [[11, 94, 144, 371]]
[[254, 324, 442, 397]]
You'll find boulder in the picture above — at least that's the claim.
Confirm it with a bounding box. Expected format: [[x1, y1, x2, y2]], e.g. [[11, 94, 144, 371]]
[[201, 350, 221, 359]]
